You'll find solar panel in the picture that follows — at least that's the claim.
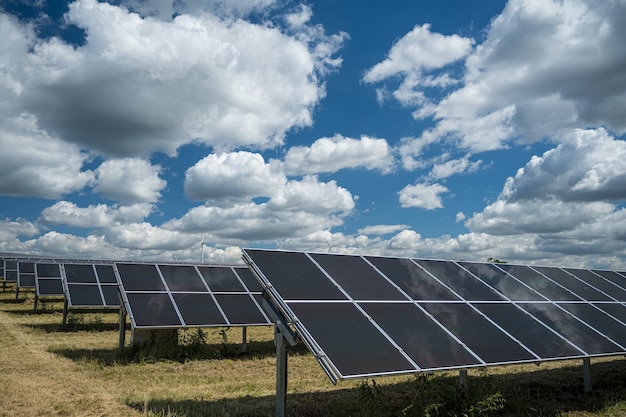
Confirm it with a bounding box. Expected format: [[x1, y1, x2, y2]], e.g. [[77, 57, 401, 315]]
[[115, 263, 271, 330], [4, 260, 18, 283], [33, 262, 65, 311], [63, 263, 120, 309], [243, 249, 626, 384]]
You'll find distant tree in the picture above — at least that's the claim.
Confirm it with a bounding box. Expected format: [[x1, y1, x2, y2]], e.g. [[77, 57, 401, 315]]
[[487, 257, 507, 264]]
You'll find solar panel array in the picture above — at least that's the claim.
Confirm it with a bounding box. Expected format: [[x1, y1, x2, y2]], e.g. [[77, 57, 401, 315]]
[[115, 263, 271, 329], [64, 263, 120, 309], [243, 249, 626, 382]]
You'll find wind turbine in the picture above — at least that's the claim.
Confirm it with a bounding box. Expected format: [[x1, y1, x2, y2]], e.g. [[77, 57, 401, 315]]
[[200, 236, 205, 263], [325, 238, 335, 253]]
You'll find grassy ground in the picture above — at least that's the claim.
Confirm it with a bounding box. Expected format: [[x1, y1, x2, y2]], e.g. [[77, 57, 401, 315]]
[[2, 286, 626, 416]]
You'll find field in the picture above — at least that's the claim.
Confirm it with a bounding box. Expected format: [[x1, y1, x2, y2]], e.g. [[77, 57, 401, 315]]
[[2, 287, 626, 417]]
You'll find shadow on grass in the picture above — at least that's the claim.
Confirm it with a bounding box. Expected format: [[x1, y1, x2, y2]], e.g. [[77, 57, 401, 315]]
[[49, 335, 309, 366], [126, 359, 626, 417]]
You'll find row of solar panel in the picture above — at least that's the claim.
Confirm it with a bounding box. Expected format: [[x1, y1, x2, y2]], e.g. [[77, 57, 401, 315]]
[[1, 259, 271, 329], [243, 249, 626, 381]]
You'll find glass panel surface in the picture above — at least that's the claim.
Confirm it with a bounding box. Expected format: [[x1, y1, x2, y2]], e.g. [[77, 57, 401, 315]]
[[533, 267, 612, 301], [459, 262, 543, 301], [311, 253, 405, 300], [518, 303, 622, 355], [67, 284, 104, 306], [416, 260, 504, 301], [36, 263, 61, 278], [159, 265, 207, 292], [37, 279, 64, 296], [473, 303, 583, 358], [101, 285, 120, 306], [366, 256, 459, 300], [244, 250, 346, 300], [5, 270, 17, 282], [360, 302, 480, 369], [498, 265, 579, 301], [126, 293, 181, 327], [198, 267, 245, 292], [213, 294, 268, 324], [19, 274, 35, 287], [235, 267, 263, 292], [65, 264, 97, 283], [116, 263, 165, 291], [19, 262, 35, 273], [6, 260, 17, 269], [592, 270, 626, 290], [420, 303, 535, 363], [557, 303, 626, 348], [565, 269, 626, 301], [172, 293, 226, 326], [595, 303, 626, 324], [95, 265, 117, 283], [287, 302, 415, 377]]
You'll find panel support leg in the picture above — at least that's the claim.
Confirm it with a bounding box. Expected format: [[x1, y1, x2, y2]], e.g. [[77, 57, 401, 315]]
[[459, 369, 467, 388], [583, 358, 592, 392], [33, 294, 38, 312], [275, 325, 288, 417], [241, 327, 248, 353], [62, 299, 69, 326], [15, 286, 19, 301], [118, 307, 127, 355]]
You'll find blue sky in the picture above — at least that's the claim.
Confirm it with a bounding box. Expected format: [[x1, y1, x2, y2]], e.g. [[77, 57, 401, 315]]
[[1, 0, 625, 268]]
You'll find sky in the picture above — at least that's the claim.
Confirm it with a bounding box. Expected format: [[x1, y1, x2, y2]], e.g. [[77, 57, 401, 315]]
[[0, 0, 625, 268]]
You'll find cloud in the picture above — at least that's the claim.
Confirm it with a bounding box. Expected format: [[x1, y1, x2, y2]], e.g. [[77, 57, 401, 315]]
[[0, 114, 93, 198], [167, 175, 355, 241], [279, 134, 394, 175], [92, 158, 166, 204], [39, 201, 154, 228], [184, 151, 284, 202], [371, 0, 626, 158], [398, 182, 448, 209], [363, 23, 474, 84], [500, 128, 626, 203], [429, 155, 482, 180], [465, 129, 626, 235], [2, 0, 345, 158], [105, 222, 198, 249]]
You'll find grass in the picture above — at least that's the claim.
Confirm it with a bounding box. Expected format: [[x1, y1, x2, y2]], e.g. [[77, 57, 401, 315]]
[[2, 286, 626, 416]]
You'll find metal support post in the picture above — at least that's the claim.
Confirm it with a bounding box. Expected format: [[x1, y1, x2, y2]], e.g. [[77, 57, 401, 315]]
[[62, 299, 69, 326], [459, 369, 467, 388], [275, 324, 288, 417], [118, 307, 127, 355], [583, 358, 592, 392], [242, 327, 248, 353], [33, 294, 39, 312]]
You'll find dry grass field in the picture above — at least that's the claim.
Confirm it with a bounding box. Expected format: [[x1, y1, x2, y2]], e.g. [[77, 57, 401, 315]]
[[2, 286, 626, 416]]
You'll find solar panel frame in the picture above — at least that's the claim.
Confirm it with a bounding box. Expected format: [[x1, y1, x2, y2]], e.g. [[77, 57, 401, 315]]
[[63, 263, 120, 309], [243, 248, 626, 383], [115, 262, 271, 330]]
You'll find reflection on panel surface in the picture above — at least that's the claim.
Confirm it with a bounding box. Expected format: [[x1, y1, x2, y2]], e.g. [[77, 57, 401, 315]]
[[244, 249, 346, 300], [365, 256, 459, 300], [533, 267, 611, 301], [310, 253, 405, 300], [459, 262, 544, 301], [518, 303, 622, 355], [473, 303, 583, 359], [420, 302, 536, 363], [360, 302, 480, 369], [288, 302, 415, 377], [416, 260, 503, 301], [498, 265, 578, 301]]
